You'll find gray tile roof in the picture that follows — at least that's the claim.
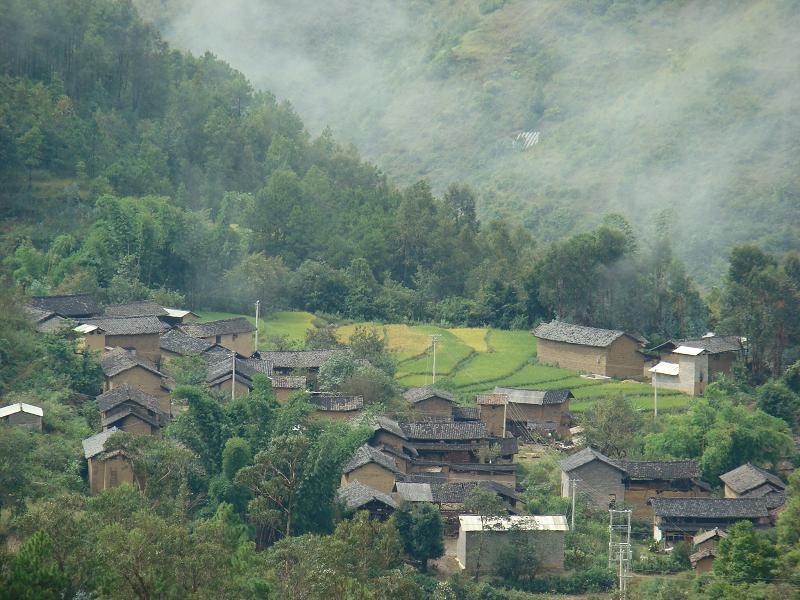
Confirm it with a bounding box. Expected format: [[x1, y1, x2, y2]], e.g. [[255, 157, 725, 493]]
[[719, 463, 785, 496], [430, 480, 518, 504], [692, 528, 728, 547], [258, 348, 348, 369], [395, 482, 434, 502], [453, 406, 480, 421], [96, 384, 162, 414], [180, 317, 256, 338], [82, 316, 168, 336], [652, 335, 743, 355], [82, 427, 120, 459], [30, 294, 99, 317], [37, 314, 69, 333], [25, 306, 56, 323], [402, 420, 487, 441], [650, 497, 770, 519], [618, 460, 700, 480], [559, 447, 624, 473], [100, 348, 163, 378], [533, 320, 644, 348], [104, 300, 169, 318], [309, 394, 364, 412], [160, 329, 214, 355], [270, 375, 307, 389], [371, 416, 408, 440], [493, 387, 573, 405], [338, 481, 398, 511], [403, 386, 456, 404], [343, 444, 401, 474], [690, 547, 717, 566]]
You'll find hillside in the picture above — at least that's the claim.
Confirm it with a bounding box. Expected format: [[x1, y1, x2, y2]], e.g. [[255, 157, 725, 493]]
[[139, 0, 800, 282]]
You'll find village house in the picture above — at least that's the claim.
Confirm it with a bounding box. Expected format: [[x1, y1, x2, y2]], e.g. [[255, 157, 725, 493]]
[[257, 349, 348, 388], [488, 387, 573, 438], [270, 376, 308, 402], [96, 384, 168, 434], [560, 447, 710, 518], [649, 497, 771, 544], [342, 444, 403, 493], [100, 347, 170, 413], [533, 320, 646, 379], [649, 335, 743, 379], [690, 528, 728, 573], [82, 427, 135, 495], [0, 402, 43, 431], [337, 480, 398, 520], [719, 463, 786, 501], [73, 323, 106, 352], [30, 293, 100, 319], [159, 328, 215, 360], [457, 515, 569, 574], [403, 386, 457, 420], [180, 317, 256, 356], [308, 393, 364, 421], [80, 316, 168, 366], [103, 300, 199, 327], [25, 306, 69, 333]]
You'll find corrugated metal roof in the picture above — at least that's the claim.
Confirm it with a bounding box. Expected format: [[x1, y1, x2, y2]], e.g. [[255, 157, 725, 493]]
[[0, 402, 44, 418], [459, 515, 568, 532], [650, 361, 680, 376], [674, 345, 705, 356]]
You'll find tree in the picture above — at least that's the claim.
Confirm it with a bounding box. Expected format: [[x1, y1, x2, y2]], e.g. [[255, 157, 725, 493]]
[[16, 125, 43, 189], [0, 531, 67, 600], [581, 395, 643, 458], [463, 486, 509, 579], [392, 502, 445, 572], [713, 521, 779, 584], [757, 382, 800, 430]]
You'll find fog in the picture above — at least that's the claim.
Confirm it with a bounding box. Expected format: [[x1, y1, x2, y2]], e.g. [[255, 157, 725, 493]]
[[139, 0, 800, 280]]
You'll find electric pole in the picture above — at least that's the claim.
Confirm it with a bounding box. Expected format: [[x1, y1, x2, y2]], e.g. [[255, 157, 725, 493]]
[[254, 300, 260, 354], [570, 478, 580, 530], [653, 371, 658, 419], [608, 508, 632, 599], [430, 334, 441, 384], [231, 352, 236, 402]]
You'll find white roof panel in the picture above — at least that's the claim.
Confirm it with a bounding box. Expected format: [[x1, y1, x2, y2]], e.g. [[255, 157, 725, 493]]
[[0, 402, 44, 418], [164, 308, 193, 318], [674, 345, 705, 356], [458, 514, 568, 532], [74, 323, 100, 334], [649, 361, 680, 376]]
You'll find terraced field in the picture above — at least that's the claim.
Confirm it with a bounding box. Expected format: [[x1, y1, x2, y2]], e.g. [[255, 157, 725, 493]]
[[198, 311, 690, 413]]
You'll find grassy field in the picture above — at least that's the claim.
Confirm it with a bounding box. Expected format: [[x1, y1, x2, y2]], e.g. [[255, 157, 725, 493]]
[[198, 310, 690, 413]]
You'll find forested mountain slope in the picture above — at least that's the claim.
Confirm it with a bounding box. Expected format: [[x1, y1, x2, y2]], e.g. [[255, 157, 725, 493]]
[[137, 0, 800, 281]]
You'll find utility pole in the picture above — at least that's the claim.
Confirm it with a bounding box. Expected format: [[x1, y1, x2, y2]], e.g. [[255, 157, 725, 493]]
[[570, 478, 580, 530], [608, 509, 632, 599], [231, 352, 236, 402], [254, 300, 261, 353], [502, 394, 508, 438], [430, 334, 441, 385], [653, 371, 658, 419]]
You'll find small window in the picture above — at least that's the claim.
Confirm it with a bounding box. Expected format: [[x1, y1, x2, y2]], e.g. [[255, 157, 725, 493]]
[[215, 335, 222, 344], [233, 333, 238, 340], [110, 469, 118, 486]]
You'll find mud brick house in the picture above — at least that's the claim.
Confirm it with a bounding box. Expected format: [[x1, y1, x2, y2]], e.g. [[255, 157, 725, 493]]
[[457, 515, 568, 574], [491, 387, 573, 438], [0, 403, 43, 431], [560, 447, 710, 518], [719, 463, 786, 502], [533, 320, 646, 379], [650, 497, 771, 544], [159, 328, 215, 360], [82, 427, 135, 495], [270, 376, 308, 402], [96, 384, 168, 434], [403, 386, 457, 420], [81, 316, 169, 365], [257, 349, 348, 388], [341, 444, 403, 493], [308, 393, 364, 421], [30, 293, 99, 319], [73, 323, 106, 352], [402, 420, 489, 464], [180, 317, 256, 356], [25, 306, 69, 333], [104, 300, 170, 319], [690, 528, 728, 573], [100, 347, 170, 411], [337, 480, 397, 520], [649, 335, 743, 380]]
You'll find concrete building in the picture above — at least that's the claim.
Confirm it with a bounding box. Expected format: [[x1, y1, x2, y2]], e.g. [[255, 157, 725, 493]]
[[533, 320, 646, 379], [457, 515, 568, 574], [0, 402, 43, 431]]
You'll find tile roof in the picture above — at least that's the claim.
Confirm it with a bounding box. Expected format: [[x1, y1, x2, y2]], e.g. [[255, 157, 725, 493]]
[[338, 481, 398, 511], [160, 329, 214, 355], [650, 497, 770, 519], [453, 406, 480, 421], [82, 427, 120, 459], [371, 416, 408, 440], [96, 384, 162, 414], [476, 393, 507, 406], [690, 547, 717, 566], [493, 387, 573, 405], [395, 482, 434, 502], [430, 480, 518, 504], [719, 463, 785, 495], [270, 375, 307, 389], [559, 447, 624, 473], [692, 528, 728, 547], [618, 460, 700, 480], [402, 420, 487, 440], [30, 294, 99, 317], [180, 317, 256, 338], [403, 386, 456, 404], [100, 347, 163, 378], [651, 335, 743, 355], [533, 320, 644, 347], [309, 394, 364, 412], [37, 314, 69, 333], [102, 406, 164, 429], [0, 402, 43, 419], [258, 349, 347, 369], [344, 444, 401, 474], [103, 300, 169, 318], [81, 316, 168, 335], [25, 306, 56, 323]]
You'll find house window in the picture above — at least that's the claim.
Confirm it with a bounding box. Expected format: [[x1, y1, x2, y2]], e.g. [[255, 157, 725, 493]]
[[110, 469, 118, 486], [233, 333, 238, 340], [215, 335, 222, 344]]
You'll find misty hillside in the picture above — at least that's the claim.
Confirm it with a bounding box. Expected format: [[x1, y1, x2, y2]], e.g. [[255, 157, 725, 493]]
[[136, 0, 800, 281]]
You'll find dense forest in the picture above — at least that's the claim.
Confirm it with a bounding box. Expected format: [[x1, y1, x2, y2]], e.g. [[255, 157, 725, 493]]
[[136, 0, 800, 283], [3, 1, 800, 599]]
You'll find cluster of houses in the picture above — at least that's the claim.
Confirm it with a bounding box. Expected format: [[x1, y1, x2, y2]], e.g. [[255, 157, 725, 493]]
[[4, 298, 780, 576]]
